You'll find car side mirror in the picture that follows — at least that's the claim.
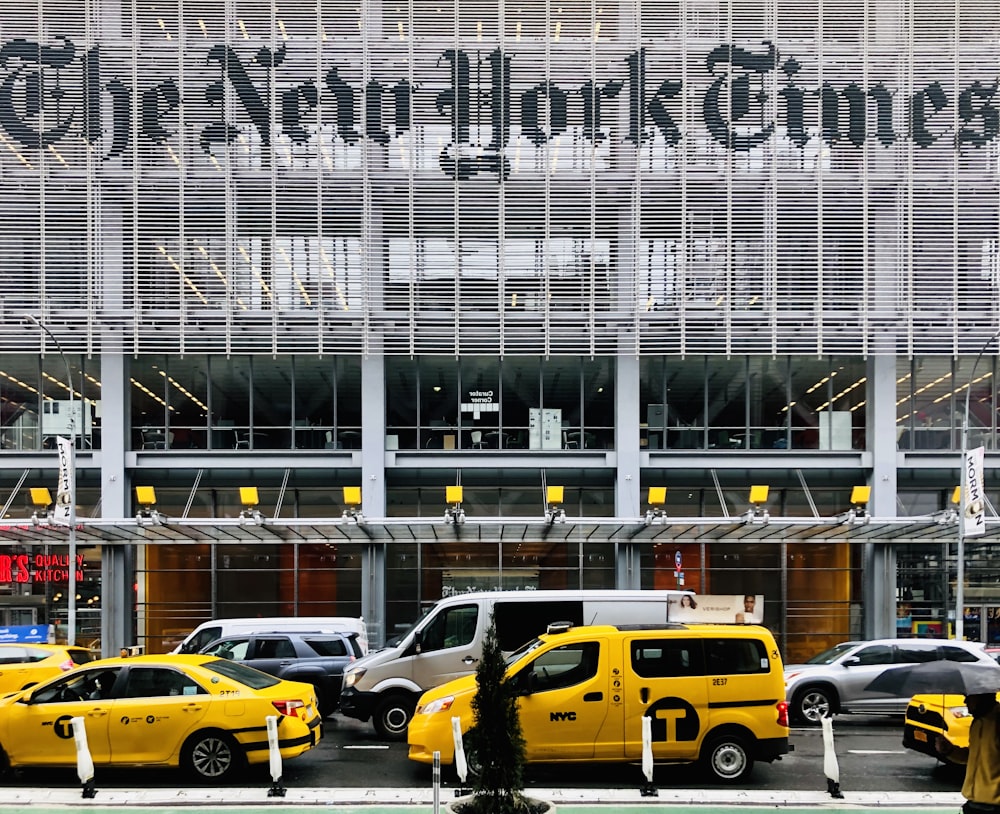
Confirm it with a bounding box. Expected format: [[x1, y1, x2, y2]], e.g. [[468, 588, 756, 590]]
[[413, 630, 423, 655], [842, 657, 860, 667], [515, 672, 535, 696]]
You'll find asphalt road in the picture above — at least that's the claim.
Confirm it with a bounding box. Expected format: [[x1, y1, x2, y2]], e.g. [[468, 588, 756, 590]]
[[1, 713, 967, 793]]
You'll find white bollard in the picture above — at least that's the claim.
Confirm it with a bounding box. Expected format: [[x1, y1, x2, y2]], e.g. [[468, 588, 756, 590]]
[[433, 750, 441, 814], [641, 715, 654, 784], [70, 716, 95, 798], [451, 716, 468, 784], [638, 714, 657, 795], [820, 714, 843, 798], [265, 715, 286, 797]]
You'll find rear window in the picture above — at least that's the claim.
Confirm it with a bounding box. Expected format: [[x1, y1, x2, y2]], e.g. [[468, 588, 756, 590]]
[[705, 638, 769, 674], [303, 637, 350, 657], [68, 648, 94, 665], [202, 658, 281, 689], [940, 645, 984, 663]]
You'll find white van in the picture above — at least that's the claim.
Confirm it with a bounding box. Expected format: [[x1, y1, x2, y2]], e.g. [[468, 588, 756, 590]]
[[340, 589, 693, 739], [171, 616, 369, 656]]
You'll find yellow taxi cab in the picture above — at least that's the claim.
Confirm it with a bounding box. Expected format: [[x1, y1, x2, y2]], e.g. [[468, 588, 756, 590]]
[[904, 692, 985, 764], [408, 622, 791, 782], [0, 643, 93, 694], [0, 653, 322, 781]]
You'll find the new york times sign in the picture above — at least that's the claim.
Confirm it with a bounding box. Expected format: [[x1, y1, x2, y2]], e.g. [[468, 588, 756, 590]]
[[1, 36, 997, 180]]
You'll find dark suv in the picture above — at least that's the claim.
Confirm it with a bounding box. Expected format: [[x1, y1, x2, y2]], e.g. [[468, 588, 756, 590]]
[[198, 631, 361, 717]]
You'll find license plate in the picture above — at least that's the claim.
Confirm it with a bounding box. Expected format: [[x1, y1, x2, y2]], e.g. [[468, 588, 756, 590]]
[[914, 729, 928, 742]]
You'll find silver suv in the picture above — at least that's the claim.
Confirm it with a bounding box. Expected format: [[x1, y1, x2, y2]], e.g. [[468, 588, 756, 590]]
[[784, 637, 994, 725]]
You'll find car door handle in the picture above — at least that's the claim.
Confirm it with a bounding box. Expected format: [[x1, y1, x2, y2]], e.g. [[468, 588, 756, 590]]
[[87, 708, 109, 717], [583, 692, 603, 702], [181, 704, 204, 712], [462, 656, 478, 665]]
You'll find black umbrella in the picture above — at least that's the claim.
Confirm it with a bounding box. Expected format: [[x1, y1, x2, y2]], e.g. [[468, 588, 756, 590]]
[[864, 660, 1000, 697]]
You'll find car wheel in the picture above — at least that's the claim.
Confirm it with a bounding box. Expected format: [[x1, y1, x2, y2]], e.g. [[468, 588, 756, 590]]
[[372, 693, 415, 740], [182, 730, 245, 782], [793, 686, 835, 725], [701, 732, 754, 783]]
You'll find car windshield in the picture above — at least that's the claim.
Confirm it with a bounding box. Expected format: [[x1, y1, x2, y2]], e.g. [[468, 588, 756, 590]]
[[202, 658, 281, 689], [505, 637, 545, 667], [805, 643, 860, 665]]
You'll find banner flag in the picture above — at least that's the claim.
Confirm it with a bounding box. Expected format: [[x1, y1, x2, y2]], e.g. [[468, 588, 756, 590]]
[[54, 436, 74, 525], [963, 446, 986, 537]]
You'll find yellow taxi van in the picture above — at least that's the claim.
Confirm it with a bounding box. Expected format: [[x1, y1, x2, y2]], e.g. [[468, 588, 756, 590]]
[[407, 622, 791, 782]]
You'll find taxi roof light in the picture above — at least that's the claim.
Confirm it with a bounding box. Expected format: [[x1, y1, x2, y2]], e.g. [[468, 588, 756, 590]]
[[546, 621, 573, 635]]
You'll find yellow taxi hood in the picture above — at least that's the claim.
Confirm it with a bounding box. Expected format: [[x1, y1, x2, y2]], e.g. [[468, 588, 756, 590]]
[[419, 673, 478, 705], [910, 692, 968, 707]]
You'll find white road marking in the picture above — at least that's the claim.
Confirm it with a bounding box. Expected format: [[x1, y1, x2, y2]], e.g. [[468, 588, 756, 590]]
[[847, 749, 906, 754], [343, 744, 391, 750]]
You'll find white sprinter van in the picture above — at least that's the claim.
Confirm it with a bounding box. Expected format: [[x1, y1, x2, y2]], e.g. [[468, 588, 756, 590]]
[[171, 616, 369, 656], [340, 589, 693, 739]]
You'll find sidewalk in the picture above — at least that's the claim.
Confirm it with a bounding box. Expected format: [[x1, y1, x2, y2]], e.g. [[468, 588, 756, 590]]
[[0, 786, 964, 812]]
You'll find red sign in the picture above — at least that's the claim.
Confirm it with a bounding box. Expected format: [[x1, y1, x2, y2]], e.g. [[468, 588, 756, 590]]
[[0, 553, 85, 584]]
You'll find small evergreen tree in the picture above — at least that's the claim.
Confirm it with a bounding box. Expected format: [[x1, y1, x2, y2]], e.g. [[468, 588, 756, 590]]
[[464, 612, 529, 814]]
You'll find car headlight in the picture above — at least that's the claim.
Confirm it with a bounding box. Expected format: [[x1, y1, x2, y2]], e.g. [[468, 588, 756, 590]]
[[950, 705, 971, 719], [418, 696, 455, 715], [343, 668, 366, 689]]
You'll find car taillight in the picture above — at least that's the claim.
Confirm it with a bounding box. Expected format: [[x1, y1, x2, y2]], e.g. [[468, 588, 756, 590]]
[[59, 659, 75, 672], [776, 700, 789, 728], [272, 700, 306, 718]]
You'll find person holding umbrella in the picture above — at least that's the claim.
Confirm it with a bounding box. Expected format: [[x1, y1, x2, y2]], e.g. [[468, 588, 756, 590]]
[[864, 659, 1000, 814], [935, 693, 1000, 814]]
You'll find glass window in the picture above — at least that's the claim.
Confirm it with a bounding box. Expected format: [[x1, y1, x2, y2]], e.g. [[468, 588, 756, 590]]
[[255, 638, 296, 659], [705, 638, 768, 675], [202, 638, 251, 659], [460, 357, 500, 448], [894, 645, 939, 664], [419, 358, 459, 449], [631, 638, 705, 678], [501, 357, 538, 449], [542, 358, 581, 447], [520, 641, 600, 692], [420, 604, 478, 652], [165, 356, 208, 449], [250, 358, 292, 450], [582, 358, 614, 449], [854, 645, 893, 666], [31, 671, 99, 704], [940, 645, 983, 663], [303, 637, 350, 657], [209, 354, 250, 450], [203, 659, 281, 689]]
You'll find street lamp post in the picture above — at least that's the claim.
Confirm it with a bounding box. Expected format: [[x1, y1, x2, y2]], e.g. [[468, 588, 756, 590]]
[[955, 328, 1000, 641], [25, 315, 77, 647]]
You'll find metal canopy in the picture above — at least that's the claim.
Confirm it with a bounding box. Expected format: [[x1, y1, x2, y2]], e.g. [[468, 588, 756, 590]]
[[0, 515, 978, 547]]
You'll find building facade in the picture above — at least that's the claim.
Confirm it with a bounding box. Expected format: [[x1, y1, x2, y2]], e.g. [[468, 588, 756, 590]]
[[0, 0, 999, 661]]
